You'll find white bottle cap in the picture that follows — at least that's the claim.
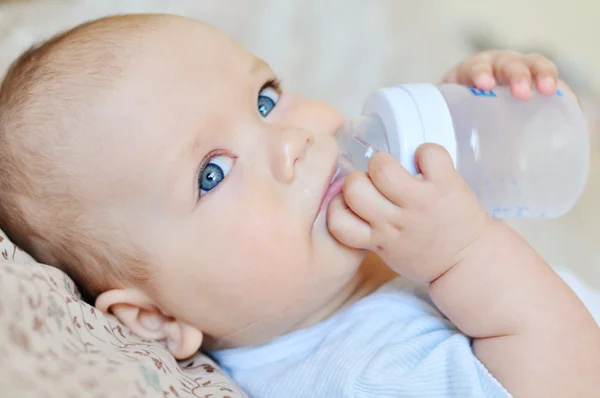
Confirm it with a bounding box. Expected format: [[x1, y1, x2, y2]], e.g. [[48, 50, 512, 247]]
[[361, 83, 457, 175]]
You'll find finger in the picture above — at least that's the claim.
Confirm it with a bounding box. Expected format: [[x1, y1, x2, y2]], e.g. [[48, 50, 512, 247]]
[[367, 152, 424, 207], [327, 195, 371, 249], [455, 54, 496, 91], [343, 170, 401, 226], [414, 144, 457, 183], [489, 51, 522, 83], [523, 53, 558, 96], [494, 54, 533, 100]]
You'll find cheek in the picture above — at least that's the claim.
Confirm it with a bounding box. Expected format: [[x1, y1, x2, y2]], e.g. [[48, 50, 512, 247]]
[[201, 180, 360, 297], [150, 206, 311, 326], [215, 209, 363, 314], [152, 164, 361, 332], [221, 207, 313, 292]]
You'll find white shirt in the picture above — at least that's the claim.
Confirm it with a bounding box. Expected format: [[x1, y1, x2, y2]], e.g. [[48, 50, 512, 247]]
[[210, 268, 600, 398]]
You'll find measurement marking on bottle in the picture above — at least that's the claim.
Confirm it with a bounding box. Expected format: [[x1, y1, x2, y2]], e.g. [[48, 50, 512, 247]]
[[515, 206, 529, 217], [491, 207, 510, 218], [469, 87, 497, 97]]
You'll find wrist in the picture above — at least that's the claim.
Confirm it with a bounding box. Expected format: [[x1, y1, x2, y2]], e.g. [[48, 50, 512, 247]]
[[430, 213, 496, 284], [450, 217, 501, 269]]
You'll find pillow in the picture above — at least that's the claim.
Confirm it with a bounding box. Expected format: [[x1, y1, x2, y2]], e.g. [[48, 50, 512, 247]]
[[0, 229, 247, 398]]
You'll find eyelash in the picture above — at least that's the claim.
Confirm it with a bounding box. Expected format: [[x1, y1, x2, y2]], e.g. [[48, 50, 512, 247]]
[[196, 150, 230, 196], [261, 77, 282, 94]]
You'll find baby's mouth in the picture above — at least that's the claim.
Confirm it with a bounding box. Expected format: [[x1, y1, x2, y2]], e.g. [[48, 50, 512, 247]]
[[313, 155, 353, 226], [321, 171, 347, 210]]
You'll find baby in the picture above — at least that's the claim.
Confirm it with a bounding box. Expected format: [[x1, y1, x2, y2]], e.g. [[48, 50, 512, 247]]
[[0, 14, 599, 398]]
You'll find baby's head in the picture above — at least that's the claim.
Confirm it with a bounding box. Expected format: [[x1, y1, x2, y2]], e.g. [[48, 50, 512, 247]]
[[0, 14, 364, 357]]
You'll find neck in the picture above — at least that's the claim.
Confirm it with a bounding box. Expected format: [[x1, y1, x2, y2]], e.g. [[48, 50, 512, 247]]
[[291, 252, 397, 332], [206, 253, 396, 350]]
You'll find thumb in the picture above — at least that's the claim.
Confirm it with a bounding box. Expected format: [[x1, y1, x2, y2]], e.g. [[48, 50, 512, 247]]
[[414, 143, 457, 183]]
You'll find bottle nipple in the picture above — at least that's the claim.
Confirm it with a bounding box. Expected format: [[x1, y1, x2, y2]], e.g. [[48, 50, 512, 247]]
[[336, 115, 387, 173]]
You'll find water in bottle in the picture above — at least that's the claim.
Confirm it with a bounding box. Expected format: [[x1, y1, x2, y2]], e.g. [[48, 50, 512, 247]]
[[336, 83, 589, 218]]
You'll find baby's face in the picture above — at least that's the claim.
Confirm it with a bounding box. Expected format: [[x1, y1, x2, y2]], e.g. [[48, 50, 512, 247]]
[[87, 19, 363, 346]]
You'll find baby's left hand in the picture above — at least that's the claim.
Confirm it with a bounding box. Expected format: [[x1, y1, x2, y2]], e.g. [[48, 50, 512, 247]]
[[441, 50, 562, 100]]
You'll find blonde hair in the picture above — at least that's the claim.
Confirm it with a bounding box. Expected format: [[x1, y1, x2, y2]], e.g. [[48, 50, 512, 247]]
[[0, 15, 157, 300]]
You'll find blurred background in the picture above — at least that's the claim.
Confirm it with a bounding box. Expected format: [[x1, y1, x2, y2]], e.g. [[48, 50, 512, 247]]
[[1, 0, 599, 287]]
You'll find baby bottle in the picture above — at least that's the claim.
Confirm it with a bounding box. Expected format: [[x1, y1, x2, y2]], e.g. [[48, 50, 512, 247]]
[[336, 83, 590, 218]]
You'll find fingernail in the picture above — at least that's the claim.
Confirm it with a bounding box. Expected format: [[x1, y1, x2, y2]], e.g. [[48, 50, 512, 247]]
[[513, 80, 531, 93], [540, 76, 556, 88], [511, 80, 532, 99], [475, 73, 495, 87]]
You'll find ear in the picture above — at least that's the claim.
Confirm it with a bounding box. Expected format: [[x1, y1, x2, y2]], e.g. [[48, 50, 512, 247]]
[[95, 289, 203, 360]]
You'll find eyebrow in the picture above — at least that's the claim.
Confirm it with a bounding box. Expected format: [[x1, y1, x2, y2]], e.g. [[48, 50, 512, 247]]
[[186, 59, 268, 157], [183, 60, 270, 178], [250, 58, 269, 75]]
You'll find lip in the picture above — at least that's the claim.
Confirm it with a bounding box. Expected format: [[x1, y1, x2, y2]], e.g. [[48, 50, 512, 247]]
[[314, 162, 347, 223], [320, 174, 347, 212]]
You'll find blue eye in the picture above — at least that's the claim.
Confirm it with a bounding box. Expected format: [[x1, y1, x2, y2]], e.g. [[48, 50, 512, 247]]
[[258, 86, 280, 117], [198, 156, 233, 196]]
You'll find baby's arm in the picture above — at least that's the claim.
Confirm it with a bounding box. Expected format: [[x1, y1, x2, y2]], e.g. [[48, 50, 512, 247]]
[[328, 51, 600, 397], [434, 51, 600, 397], [430, 220, 600, 397]]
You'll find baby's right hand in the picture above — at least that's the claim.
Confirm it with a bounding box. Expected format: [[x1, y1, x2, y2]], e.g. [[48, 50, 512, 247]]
[[327, 145, 492, 283]]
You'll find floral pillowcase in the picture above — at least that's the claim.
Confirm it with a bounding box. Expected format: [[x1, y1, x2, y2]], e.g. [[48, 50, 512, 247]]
[[0, 228, 247, 398]]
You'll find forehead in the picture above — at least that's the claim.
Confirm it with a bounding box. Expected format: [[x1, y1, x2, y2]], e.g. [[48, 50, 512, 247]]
[[144, 19, 253, 78], [88, 19, 264, 198], [122, 19, 260, 112], [103, 19, 251, 136]]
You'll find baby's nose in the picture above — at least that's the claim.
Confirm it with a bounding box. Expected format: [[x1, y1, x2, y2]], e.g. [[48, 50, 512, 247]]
[[283, 94, 344, 138], [270, 127, 313, 183]]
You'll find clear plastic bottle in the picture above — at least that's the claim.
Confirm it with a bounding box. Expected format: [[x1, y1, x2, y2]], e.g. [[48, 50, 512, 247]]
[[337, 83, 590, 218]]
